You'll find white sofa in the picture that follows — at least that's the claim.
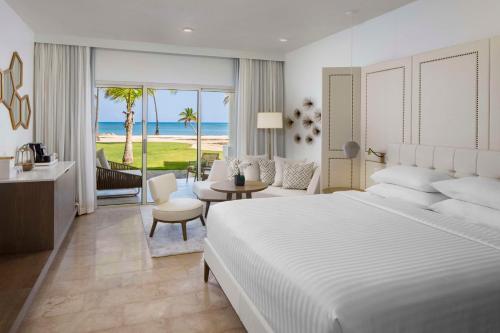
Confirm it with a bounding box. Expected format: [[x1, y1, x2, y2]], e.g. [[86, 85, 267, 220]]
[[193, 160, 321, 217]]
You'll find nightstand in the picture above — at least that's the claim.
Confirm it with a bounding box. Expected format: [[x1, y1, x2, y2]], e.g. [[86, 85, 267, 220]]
[[322, 187, 364, 194]]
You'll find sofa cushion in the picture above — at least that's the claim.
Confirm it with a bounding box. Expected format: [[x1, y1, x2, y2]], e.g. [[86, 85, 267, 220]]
[[259, 159, 276, 185], [253, 186, 308, 198], [272, 156, 306, 187], [241, 162, 260, 181], [193, 181, 228, 201], [282, 162, 315, 190]]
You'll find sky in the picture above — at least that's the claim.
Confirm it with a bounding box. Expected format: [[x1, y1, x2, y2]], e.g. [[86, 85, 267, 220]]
[[98, 89, 231, 123]]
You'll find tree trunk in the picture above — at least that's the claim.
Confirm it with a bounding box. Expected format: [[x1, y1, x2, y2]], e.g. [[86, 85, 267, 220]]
[[152, 93, 160, 135], [123, 106, 134, 164]]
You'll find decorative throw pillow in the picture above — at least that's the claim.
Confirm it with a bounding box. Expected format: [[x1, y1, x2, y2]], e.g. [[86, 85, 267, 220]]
[[96, 149, 110, 169], [259, 159, 276, 185], [273, 156, 306, 187], [282, 162, 315, 190], [226, 158, 240, 179]]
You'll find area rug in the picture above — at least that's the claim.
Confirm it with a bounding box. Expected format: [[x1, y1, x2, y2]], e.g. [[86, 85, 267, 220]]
[[140, 205, 206, 257]]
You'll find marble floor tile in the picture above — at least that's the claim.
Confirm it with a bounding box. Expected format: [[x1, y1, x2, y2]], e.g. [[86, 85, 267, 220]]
[[19, 205, 245, 333]]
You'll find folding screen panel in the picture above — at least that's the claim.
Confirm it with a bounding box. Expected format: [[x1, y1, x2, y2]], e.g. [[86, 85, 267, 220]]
[[411, 39, 490, 149], [321, 67, 361, 190], [490, 36, 500, 150], [360, 58, 412, 188]]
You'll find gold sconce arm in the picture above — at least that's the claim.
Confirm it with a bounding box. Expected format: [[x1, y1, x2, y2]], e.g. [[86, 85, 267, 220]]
[[367, 148, 386, 163]]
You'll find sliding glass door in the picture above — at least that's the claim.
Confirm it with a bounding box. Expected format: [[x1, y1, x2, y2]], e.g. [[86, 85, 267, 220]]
[[200, 90, 234, 161], [146, 89, 199, 202], [95, 86, 144, 205], [95, 84, 234, 206]]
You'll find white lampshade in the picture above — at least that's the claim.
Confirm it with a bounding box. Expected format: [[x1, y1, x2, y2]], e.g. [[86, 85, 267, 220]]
[[257, 112, 283, 129]]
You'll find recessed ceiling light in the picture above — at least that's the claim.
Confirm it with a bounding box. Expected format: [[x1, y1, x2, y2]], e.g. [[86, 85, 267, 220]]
[[279, 38, 288, 42], [183, 27, 194, 33]]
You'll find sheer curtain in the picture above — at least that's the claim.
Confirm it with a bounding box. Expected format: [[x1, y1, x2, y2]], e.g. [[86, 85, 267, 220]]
[[34, 43, 96, 215], [234, 59, 285, 157]]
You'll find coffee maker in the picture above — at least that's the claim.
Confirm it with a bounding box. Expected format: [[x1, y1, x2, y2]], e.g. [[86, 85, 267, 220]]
[[28, 143, 54, 163]]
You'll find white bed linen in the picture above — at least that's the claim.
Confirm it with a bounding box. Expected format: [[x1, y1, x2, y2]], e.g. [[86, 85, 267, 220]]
[[207, 192, 500, 333]]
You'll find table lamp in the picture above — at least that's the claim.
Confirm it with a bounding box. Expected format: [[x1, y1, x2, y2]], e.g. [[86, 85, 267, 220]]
[[257, 112, 283, 159]]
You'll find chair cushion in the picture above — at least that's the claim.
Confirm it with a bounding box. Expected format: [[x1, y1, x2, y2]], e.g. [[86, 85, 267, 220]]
[[96, 149, 111, 169], [120, 169, 142, 176], [192, 181, 228, 201], [152, 198, 203, 221]]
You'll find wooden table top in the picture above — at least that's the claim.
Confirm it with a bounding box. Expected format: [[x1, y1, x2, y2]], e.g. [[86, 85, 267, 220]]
[[210, 180, 268, 194]]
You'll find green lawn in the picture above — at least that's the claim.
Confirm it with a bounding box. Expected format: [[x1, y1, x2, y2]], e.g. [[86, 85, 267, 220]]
[[96, 142, 222, 170]]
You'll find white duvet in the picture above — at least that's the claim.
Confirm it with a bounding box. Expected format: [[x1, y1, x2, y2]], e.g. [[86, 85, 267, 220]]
[[207, 192, 500, 333]]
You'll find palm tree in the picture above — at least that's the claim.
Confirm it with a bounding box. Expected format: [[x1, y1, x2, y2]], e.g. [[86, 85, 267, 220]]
[[178, 107, 198, 135], [104, 87, 142, 164], [147, 88, 160, 135]]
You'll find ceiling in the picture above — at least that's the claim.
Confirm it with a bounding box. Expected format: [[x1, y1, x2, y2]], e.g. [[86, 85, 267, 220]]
[[7, 0, 415, 55]]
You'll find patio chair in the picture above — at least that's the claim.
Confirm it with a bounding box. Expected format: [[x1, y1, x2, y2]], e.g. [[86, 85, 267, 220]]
[[186, 152, 219, 182], [97, 157, 142, 197]]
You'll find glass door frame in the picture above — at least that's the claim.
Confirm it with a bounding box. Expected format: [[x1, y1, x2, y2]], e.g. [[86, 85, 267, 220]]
[[96, 80, 235, 205]]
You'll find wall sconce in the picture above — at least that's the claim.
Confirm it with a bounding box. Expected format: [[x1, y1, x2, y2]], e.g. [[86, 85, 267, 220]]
[[367, 148, 386, 163]]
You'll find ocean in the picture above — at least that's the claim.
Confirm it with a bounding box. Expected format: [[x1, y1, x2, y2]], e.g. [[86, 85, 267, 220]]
[[97, 122, 228, 136]]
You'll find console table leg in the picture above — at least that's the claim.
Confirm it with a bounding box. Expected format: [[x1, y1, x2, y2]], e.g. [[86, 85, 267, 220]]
[[204, 260, 210, 282]]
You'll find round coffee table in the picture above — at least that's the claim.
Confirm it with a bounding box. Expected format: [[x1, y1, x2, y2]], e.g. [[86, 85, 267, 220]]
[[210, 180, 268, 200]]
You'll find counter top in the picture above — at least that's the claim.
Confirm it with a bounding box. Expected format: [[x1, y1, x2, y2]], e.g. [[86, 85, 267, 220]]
[[0, 161, 75, 183]]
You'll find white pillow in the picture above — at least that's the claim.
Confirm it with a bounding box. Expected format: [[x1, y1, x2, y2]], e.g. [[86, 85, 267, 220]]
[[273, 156, 306, 187], [430, 199, 500, 229], [241, 162, 260, 181], [96, 149, 110, 169], [432, 177, 500, 211], [371, 165, 451, 192], [366, 183, 447, 208], [239, 156, 265, 181]]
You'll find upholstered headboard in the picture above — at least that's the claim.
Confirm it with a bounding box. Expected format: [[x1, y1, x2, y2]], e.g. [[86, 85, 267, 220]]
[[386, 144, 500, 179]]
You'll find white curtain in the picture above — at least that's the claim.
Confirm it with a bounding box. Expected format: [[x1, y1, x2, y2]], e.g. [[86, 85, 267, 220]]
[[34, 43, 96, 215], [234, 59, 285, 157]]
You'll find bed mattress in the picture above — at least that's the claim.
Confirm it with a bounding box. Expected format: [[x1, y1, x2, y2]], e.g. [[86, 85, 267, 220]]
[[207, 192, 500, 333]]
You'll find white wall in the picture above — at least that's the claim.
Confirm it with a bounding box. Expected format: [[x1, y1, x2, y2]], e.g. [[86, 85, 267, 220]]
[[0, 0, 34, 156], [95, 49, 235, 87], [285, 0, 500, 162]]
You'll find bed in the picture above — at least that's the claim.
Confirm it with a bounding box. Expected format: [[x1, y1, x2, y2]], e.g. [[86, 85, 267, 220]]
[[203, 144, 500, 333]]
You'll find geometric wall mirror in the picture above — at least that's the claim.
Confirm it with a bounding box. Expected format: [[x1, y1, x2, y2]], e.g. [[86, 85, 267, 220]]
[[10, 52, 23, 89], [20, 95, 31, 129], [2, 69, 14, 109], [1, 52, 30, 130], [10, 93, 22, 130]]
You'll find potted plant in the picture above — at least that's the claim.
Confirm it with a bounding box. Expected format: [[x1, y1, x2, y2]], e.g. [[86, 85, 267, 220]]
[[234, 164, 246, 186]]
